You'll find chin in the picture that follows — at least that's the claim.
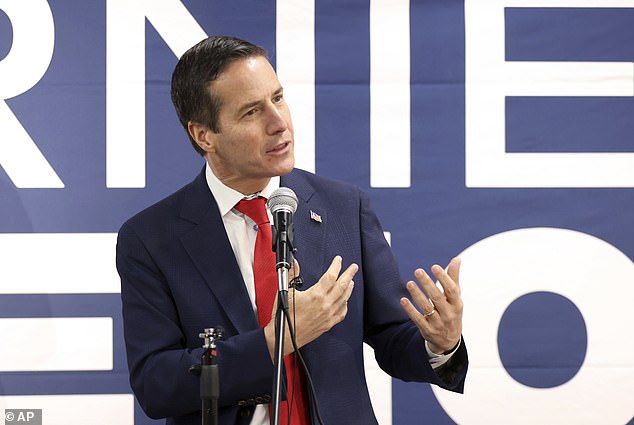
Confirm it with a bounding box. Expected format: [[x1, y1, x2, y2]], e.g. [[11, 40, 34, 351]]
[[278, 168, 294, 177], [275, 164, 294, 177], [276, 156, 295, 176]]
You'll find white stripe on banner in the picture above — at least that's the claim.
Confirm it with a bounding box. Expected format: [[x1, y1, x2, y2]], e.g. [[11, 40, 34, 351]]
[[0, 394, 134, 425], [509, 0, 634, 6], [276, 0, 316, 173], [0, 233, 119, 294], [0, 318, 113, 371], [364, 343, 393, 425], [106, 0, 207, 188], [0, 1, 63, 189], [363, 231, 393, 425], [370, 0, 411, 188]]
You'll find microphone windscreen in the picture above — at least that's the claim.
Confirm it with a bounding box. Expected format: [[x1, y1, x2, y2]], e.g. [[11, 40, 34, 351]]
[[267, 187, 298, 214]]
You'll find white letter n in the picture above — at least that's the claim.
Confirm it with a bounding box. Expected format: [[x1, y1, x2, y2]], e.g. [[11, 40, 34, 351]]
[[106, 0, 207, 188]]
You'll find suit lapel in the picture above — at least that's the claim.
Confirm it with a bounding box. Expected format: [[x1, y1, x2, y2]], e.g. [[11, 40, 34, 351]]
[[282, 170, 331, 400], [176, 169, 328, 334], [282, 170, 328, 289], [178, 170, 259, 334]]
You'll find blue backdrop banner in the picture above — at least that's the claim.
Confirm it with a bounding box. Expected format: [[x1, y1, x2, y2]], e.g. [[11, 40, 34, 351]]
[[0, 1, 632, 424]]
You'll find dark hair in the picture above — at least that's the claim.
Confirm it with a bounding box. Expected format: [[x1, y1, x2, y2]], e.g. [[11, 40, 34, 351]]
[[170, 36, 267, 155]]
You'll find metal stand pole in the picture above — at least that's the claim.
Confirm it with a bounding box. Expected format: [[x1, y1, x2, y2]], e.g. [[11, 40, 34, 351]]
[[271, 268, 290, 425], [190, 327, 223, 425]]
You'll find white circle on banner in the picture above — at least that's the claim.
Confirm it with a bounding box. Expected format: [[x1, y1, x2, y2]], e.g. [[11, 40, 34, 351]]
[[432, 227, 634, 425]]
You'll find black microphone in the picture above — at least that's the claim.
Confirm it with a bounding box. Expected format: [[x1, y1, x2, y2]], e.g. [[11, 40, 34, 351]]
[[267, 187, 298, 270]]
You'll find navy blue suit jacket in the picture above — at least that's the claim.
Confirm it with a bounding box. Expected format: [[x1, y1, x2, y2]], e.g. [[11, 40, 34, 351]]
[[117, 168, 467, 425]]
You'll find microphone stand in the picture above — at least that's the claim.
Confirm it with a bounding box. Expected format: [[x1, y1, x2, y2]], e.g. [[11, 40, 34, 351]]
[[271, 268, 290, 425], [190, 327, 223, 425], [270, 210, 294, 425]]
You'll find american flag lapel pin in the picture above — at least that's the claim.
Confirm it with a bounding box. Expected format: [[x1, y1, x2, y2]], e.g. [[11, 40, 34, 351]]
[[309, 210, 322, 223]]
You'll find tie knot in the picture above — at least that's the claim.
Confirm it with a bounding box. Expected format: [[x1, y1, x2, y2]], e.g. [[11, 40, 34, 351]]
[[234, 197, 269, 226]]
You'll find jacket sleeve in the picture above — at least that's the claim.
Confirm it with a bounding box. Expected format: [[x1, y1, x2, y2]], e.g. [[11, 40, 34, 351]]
[[357, 188, 468, 392], [117, 221, 275, 420]]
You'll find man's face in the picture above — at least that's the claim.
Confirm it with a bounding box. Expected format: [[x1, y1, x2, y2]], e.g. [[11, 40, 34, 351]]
[[201, 56, 295, 193]]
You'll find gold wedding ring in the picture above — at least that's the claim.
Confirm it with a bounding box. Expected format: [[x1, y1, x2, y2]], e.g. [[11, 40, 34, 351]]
[[424, 308, 436, 318]]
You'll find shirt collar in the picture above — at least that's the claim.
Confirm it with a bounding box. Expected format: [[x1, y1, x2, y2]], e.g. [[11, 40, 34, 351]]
[[205, 162, 280, 216]]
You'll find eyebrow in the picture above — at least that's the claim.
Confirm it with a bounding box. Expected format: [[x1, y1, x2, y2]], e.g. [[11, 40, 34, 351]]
[[237, 86, 284, 115]]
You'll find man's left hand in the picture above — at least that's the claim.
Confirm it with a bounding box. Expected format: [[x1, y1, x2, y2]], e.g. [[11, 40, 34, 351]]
[[399, 257, 463, 354]]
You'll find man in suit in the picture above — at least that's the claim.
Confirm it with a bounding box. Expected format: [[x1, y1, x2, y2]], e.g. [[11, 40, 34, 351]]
[[117, 36, 467, 425]]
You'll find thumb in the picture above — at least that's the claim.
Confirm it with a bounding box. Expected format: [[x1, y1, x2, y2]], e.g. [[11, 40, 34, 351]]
[[289, 258, 301, 284]]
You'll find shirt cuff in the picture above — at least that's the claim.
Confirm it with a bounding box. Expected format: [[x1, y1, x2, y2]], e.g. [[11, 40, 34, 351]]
[[426, 338, 461, 370]]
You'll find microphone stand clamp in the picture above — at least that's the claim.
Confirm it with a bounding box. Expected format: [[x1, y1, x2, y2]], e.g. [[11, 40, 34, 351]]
[[190, 327, 223, 425]]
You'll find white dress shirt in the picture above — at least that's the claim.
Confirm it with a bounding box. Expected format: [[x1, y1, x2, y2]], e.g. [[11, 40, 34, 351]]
[[205, 164, 278, 425]]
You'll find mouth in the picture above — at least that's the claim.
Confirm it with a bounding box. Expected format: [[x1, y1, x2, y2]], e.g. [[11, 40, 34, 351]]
[[266, 141, 291, 154]]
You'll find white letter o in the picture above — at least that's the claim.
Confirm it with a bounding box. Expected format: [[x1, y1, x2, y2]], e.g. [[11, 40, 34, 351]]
[[433, 228, 634, 424]]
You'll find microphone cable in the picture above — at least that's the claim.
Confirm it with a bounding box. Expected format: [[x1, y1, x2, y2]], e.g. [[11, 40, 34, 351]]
[[282, 260, 326, 425]]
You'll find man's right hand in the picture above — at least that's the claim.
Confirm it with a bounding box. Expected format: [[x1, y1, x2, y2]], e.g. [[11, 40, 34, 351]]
[[263, 256, 358, 361]]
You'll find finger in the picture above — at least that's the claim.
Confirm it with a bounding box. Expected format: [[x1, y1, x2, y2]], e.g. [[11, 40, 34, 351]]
[[289, 258, 301, 283], [321, 255, 343, 288], [447, 257, 460, 287], [399, 297, 431, 333], [414, 268, 449, 310], [337, 263, 359, 291], [405, 280, 435, 315], [342, 278, 355, 301], [331, 278, 355, 324], [431, 263, 460, 304]]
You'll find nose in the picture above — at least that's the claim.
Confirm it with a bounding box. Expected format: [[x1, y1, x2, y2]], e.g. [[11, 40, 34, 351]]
[[265, 104, 288, 135]]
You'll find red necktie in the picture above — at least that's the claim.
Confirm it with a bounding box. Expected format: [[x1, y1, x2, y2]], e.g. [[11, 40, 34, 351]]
[[235, 198, 310, 425]]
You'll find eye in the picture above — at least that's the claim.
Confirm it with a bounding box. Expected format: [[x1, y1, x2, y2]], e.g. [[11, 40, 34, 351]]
[[273, 94, 283, 103], [243, 108, 258, 117]]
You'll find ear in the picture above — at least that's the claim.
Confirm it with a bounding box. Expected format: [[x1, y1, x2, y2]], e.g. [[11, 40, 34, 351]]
[[187, 121, 217, 153]]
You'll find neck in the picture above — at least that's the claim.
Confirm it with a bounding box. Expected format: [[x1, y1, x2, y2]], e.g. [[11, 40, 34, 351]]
[[206, 160, 269, 195], [223, 176, 270, 196]]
